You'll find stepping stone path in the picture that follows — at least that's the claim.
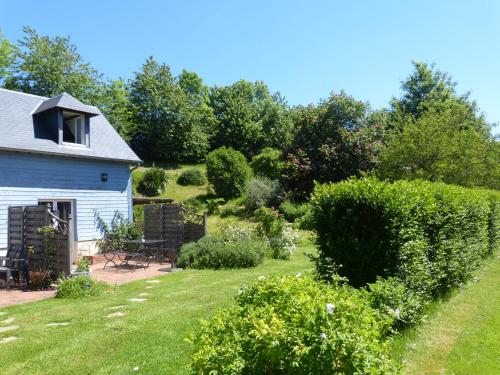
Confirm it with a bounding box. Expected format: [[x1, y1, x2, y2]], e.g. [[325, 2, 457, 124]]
[[106, 311, 126, 318], [145, 286, 155, 289], [46, 322, 70, 327], [138, 292, 150, 297], [107, 305, 127, 310], [128, 298, 147, 302], [0, 336, 18, 344], [0, 325, 19, 333], [146, 280, 161, 284], [1, 317, 16, 324], [0, 311, 6, 315]]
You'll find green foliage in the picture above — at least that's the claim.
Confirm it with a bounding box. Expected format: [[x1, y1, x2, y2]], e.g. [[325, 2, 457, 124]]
[[205, 198, 225, 215], [279, 200, 309, 223], [244, 177, 283, 210], [189, 273, 397, 374], [56, 276, 106, 299], [76, 257, 91, 272], [95, 211, 143, 253], [137, 167, 169, 196], [3, 26, 102, 104], [254, 207, 298, 260], [206, 147, 252, 199], [0, 29, 14, 81], [249, 147, 283, 180], [98, 79, 132, 138], [178, 236, 265, 269], [309, 178, 499, 318], [209, 80, 293, 157], [177, 168, 206, 186], [128, 57, 213, 162]]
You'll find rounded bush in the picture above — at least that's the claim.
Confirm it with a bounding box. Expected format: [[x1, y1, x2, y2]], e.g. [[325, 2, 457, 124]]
[[245, 177, 283, 210], [178, 236, 265, 269], [137, 167, 168, 196], [190, 273, 396, 374], [250, 147, 283, 180], [279, 200, 309, 222], [206, 147, 252, 199], [177, 168, 206, 186]]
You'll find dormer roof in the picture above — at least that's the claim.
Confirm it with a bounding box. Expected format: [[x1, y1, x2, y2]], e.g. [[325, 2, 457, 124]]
[[33, 92, 100, 116]]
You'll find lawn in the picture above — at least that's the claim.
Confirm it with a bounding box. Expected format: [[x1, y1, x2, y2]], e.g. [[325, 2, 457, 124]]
[[393, 252, 500, 374], [0, 236, 315, 375]]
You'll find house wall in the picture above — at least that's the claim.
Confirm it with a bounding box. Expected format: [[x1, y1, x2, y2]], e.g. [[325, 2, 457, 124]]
[[0, 152, 132, 255]]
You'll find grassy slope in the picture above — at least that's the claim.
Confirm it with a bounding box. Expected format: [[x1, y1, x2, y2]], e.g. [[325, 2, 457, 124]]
[[0, 237, 315, 375], [394, 253, 500, 374]]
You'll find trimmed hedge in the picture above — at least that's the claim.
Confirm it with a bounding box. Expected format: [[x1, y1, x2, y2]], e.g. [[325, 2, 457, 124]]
[[190, 273, 397, 374], [310, 178, 499, 297]]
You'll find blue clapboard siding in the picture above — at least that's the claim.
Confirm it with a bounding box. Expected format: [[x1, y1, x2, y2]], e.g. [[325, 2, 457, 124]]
[[0, 152, 132, 249]]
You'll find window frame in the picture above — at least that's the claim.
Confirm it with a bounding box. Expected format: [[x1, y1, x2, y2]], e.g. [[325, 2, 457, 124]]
[[62, 113, 88, 147]]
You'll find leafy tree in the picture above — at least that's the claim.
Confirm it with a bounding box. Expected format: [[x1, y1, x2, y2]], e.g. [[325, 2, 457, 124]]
[[377, 108, 499, 189], [98, 79, 132, 138], [0, 29, 14, 82], [3, 26, 102, 104], [209, 80, 292, 157], [128, 57, 211, 162]]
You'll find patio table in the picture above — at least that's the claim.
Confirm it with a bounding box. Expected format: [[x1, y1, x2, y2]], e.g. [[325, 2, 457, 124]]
[[103, 240, 166, 269]]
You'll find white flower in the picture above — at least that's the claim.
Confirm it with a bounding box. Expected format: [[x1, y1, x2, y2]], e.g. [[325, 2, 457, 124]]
[[295, 272, 302, 278], [393, 308, 401, 318], [280, 278, 285, 283], [133, 367, 139, 371], [319, 332, 327, 340], [326, 303, 335, 314], [258, 275, 266, 281]]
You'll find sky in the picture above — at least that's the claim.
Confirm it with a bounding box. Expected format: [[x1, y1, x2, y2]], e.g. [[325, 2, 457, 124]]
[[1, 0, 499, 130]]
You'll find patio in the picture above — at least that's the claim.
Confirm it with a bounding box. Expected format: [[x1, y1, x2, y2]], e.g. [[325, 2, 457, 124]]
[[0, 259, 177, 307]]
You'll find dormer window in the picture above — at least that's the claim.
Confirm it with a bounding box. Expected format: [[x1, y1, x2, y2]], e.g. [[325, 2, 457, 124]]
[[63, 112, 85, 145]]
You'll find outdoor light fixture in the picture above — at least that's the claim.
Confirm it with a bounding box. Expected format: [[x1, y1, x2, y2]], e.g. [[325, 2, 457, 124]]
[[101, 173, 108, 182]]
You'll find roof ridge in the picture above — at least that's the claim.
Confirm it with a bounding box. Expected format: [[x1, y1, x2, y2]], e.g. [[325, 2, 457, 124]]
[[0, 87, 48, 99]]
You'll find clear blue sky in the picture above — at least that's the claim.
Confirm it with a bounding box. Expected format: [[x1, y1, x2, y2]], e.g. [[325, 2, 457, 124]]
[[1, 0, 499, 129]]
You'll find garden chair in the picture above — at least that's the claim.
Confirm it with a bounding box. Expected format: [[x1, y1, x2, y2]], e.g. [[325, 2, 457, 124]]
[[0, 244, 29, 289]]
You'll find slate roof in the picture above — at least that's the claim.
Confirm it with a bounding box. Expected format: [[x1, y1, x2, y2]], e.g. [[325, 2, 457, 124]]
[[33, 92, 101, 116], [0, 88, 141, 164]]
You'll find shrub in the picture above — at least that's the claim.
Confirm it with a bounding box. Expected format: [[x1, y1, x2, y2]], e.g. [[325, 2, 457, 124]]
[[255, 207, 298, 260], [177, 168, 206, 186], [205, 198, 225, 215], [189, 273, 397, 374], [56, 276, 106, 299], [206, 147, 252, 199], [178, 236, 265, 269], [137, 167, 168, 196], [245, 177, 283, 210], [249, 147, 283, 180], [95, 211, 143, 253], [310, 178, 499, 297], [279, 200, 308, 222]]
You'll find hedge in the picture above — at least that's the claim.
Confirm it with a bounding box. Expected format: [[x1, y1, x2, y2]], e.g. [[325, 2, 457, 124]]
[[309, 178, 499, 298]]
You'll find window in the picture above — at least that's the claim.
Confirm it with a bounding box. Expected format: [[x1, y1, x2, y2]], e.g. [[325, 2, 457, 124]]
[[63, 113, 86, 145]]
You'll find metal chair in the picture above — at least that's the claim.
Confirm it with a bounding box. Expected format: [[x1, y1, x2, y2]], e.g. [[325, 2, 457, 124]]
[[0, 244, 29, 289]]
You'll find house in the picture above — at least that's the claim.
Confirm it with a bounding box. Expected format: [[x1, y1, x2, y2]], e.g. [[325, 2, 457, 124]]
[[0, 88, 141, 257]]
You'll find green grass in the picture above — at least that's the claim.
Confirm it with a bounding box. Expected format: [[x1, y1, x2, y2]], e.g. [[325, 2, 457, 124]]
[[0, 236, 315, 374], [393, 253, 500, 374]]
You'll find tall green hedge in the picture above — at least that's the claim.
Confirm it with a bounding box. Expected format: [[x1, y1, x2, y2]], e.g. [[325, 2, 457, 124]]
[[310, 178, 499, 297]]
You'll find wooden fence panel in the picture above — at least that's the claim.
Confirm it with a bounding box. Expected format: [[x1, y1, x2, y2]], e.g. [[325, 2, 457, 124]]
[[143, 204, 163, 240], [8, 206, 24, 248]]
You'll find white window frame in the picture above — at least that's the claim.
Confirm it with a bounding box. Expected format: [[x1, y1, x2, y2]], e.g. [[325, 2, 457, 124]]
[[63, 115, 86, 146]]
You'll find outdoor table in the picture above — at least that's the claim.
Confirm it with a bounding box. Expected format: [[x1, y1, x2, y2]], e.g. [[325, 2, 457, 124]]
[[103, 239, 166, 269]]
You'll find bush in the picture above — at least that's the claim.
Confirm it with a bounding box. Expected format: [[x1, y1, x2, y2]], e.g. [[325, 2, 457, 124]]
[[95, 211, 143, 253], [206, 198, 225, 215], [189, 273, 396, 374], [244, 177, 283, 210], [279, 200, 308, 222], [137, 167, 168, 196], [249, 147, 283, 180], [178, 236, 265, 269], [206, 147, 252, 199], [56, 276, 106, 299], [177, 168, 206, 186], [310, 178, 499, 297], [255, 207, 298, 260]]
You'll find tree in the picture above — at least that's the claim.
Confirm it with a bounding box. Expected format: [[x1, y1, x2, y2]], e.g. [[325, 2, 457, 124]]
[[127, 57, 211, 162], [98, 79, 132, 138], [3, 26, 102, 104], [377, 108, 499, 189], [209, 80, 292, 157], [0, 29, 14, 82]]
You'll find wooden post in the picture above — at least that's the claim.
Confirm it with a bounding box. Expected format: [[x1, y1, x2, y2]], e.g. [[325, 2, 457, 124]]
[[67, 213, 73, 275], [203, 211, 208, 236]]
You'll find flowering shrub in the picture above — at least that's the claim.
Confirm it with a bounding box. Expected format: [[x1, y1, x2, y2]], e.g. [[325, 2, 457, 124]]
[[255, 207, 298, 259], [189, 273, 397, 374], [219, 223, 254, 245]]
